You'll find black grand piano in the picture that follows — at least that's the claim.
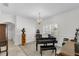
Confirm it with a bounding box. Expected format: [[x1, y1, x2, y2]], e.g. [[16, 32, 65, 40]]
[[36, 34, 58, 51]]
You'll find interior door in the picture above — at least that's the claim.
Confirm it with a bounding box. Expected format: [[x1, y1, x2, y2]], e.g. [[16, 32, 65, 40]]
[[0, 24, 6, 42]]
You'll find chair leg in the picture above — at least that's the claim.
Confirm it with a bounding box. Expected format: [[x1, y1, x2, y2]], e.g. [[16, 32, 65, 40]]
[[6, 42, 8, 56], [6, 50, 8, 56]]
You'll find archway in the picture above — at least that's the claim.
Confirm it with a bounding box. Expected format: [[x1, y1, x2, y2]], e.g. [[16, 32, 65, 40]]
[[5, 22, 15, 43]]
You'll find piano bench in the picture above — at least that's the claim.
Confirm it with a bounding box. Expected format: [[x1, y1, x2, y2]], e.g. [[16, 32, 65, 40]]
[[40, 45, 57, 56]]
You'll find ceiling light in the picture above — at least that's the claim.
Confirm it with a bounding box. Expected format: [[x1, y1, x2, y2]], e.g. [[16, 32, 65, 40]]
[[37, 12, 42, 25]]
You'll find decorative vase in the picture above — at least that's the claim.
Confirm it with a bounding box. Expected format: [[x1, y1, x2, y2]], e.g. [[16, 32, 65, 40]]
[[21, 28, 26, 46]]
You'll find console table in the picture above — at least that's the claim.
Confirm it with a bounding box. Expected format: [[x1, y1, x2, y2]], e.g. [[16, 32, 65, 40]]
[[0, 40, 8, 56], [0, 24, 8, 56]]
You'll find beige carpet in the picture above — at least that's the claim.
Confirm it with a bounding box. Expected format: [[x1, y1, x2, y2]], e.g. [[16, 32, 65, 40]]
[[19, 41, 60, 56]]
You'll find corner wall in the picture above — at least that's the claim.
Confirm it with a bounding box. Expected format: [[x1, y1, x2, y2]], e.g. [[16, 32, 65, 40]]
[[42, 8, 79, 47]]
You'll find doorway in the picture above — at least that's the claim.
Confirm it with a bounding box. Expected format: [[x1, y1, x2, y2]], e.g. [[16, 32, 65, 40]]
[[0, 24, 6, 41]]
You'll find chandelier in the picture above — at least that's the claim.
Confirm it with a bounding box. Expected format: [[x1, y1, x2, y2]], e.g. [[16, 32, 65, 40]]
[[37, 12, 42, 25]]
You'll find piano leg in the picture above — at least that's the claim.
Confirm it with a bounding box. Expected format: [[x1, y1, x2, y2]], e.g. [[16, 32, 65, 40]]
[[55, 48, 57, 56], [36, 43, 38, 51], [40, 47, 42, 56], [41, 50, 42, 56]]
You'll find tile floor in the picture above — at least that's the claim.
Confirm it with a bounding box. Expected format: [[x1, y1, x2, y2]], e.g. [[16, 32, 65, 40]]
[[0, 40, 26, 56]]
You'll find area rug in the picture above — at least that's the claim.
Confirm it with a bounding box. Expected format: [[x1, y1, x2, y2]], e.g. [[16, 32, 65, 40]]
[[19, 41, 60, 56]]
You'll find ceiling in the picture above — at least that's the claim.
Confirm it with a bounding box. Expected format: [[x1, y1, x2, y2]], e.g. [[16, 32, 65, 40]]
[[0, 3, 79, 20]]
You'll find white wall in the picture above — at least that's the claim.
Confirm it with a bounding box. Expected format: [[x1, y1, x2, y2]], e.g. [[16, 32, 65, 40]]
[[0, 10, 36, 45], [7, 23, 15, 41], [0, 11, 16, 24], [42, 8, 79, 47], [1, 8, 79, 46], [0, 10, 16, 43], [15, 16, 36, 45]]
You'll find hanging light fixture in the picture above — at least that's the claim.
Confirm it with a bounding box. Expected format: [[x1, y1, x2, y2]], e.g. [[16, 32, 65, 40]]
[[37, 12, 42, 25]]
